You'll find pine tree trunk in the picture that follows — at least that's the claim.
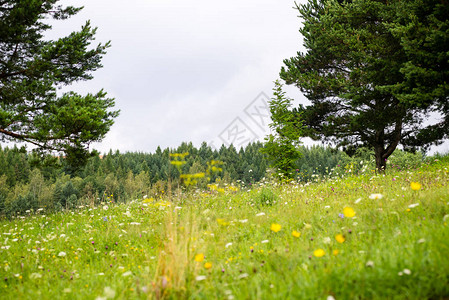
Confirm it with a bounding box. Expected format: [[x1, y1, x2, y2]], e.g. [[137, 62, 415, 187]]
[[374, 147, 387, 173]]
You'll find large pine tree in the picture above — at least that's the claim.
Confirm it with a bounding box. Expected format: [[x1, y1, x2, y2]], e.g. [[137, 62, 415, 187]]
[[0, 0, 119, 167], [280, 0, 449, 171]]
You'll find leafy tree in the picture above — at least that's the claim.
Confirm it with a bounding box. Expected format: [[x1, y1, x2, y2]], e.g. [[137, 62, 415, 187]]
[[280, 0, 449, 171], [0, 0, 119, 168], [261, 80, 302, 178]]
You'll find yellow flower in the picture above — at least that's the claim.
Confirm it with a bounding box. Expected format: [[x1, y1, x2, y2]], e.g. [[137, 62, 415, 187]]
[[292, 231, 301, 238], [194, 253, 204, 262], [216, 218, 230, 226], [313, 249, 325, 257], [270, 223, 282, 233], [335, 234, 345, 243], [411, 182, 421, 191], [343, 207, 356, 218], [333, 249, 339, 256], [204, 262, 212, 269]]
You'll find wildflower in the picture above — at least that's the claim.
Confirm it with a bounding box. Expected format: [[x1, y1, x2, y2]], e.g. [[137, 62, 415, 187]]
[[366, 261, 374, 268], [354, 198, 362, 204], [369, 194, 383, 200], [225, 243, 233, 248], [122, 271, 133, 277], [204, 262, 212, 269], [417, 238, 426, 244], [335, 234, 345, 243], [194, 253, 205, 262], [103, 287, 116, 299], [338, 213, 345, 219], [313, 249, 325, 257], [292, 231, 301, 238], [343, 207, 356, 218], [195, 275, 207, 281], [303, 223, 312, 229], [238, 273, 249, 279], [103, 217, 108, 222], [270, 223, 282, 233], [58, 252, 66, 257], [333, 249, 339, 256], [403, 268, 411, 275], [323, 237, 331, 244], [408, 203, 419, 209], [261, 240, 269, 244], [256, 212, 266, 217], [29, 273, 42, 279], [216, 218, 230, 226], [410, 182, 421, 191]]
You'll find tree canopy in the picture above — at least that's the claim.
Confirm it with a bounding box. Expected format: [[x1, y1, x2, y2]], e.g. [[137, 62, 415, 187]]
[[0, 0, 119, 167], [261, 80, 303, 178], [280, 0, 449, 171]]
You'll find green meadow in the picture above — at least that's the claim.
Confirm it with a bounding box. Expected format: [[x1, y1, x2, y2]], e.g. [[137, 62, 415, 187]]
[[1, 158, 449, 300]]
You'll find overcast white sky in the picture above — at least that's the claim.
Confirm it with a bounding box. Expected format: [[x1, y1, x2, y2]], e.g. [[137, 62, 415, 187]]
[[44, 0, 310, 154]]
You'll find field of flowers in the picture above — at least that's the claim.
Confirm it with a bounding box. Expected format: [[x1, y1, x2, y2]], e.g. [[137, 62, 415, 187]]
[[1, 158, 449, 299]]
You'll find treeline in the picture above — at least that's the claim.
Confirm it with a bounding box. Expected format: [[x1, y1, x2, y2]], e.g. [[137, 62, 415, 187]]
[[0, 141, 428, 217], [0, 142, 268, 216]]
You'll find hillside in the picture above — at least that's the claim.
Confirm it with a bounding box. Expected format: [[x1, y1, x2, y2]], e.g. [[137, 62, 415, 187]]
[[1, 158, 449, 299]]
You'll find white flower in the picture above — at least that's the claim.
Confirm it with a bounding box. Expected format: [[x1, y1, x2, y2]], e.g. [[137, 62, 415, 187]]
[[417, 238, 426, 244], [403, 269, 411, 275], [323, 237, 331, 244], [195, 275, 207, 281], [366, 261, 374, 268], [58, 251, 66, 257], [29, 273, 42, 279], [256, 212, 265, 217], [369, 194, 383, 200], [104, 286, 116, 299], [408, 203, 419, 208], [239, 219, 248, 223], [225, 243, 233, 248], [238, 273, 249, 279], [327, 296, 336, 300], [129, 222, 141, 225], [261, 240, 269, 244], [122, 271, 133, 277], [354, 198, 362, 204], [103, 205, 108, 210], [324, 206, 330, 209]]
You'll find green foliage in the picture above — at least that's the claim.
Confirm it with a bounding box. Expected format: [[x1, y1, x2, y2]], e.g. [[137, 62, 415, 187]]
[[255, 187, 278, 207], [280, 0, 449, 172], [261, 80, 303, 178], [1, 153, 449, 299], [0, 142, 269, 217], [0, 0, 119, 169]]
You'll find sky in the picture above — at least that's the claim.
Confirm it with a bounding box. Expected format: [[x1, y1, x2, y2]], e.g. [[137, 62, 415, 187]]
[[8, 0, 447, 155], [44, 0, 310, 154]]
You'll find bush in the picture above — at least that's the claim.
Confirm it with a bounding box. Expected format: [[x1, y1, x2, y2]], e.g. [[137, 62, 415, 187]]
[[255, 187, 278, 206]]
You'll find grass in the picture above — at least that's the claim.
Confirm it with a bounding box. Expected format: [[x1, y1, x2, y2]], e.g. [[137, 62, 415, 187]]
[[1, 159, 449, 299]]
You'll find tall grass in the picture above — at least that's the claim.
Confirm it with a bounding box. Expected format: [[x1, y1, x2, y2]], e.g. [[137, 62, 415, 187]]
[[1, 158, 449, 299]]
